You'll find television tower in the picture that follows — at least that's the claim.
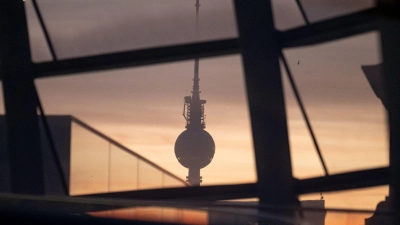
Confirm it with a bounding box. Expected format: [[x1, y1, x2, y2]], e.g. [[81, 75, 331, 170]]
[[174, 0, 215, 186]]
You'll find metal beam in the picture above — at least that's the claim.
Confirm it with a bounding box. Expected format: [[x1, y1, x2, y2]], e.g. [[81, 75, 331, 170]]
[[79, 168, 389, 201], [233, 0, 297, 211], [32, 38, 240, 78], [5, 9, 374, 80], [280, 8, 378, 48], [0, 0, 44, 194], [0, 8, 377, 82], [296, 167, 389, 194]]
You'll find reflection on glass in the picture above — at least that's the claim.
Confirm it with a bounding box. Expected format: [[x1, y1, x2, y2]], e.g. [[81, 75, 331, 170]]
[[89, 207, 207, 225], [282, 32, 387, 177], [24, 0, 53, 62], [70, 121, 109, 195], [109, 144, 138, 192], [271, 0, 375, 31], [271, 0, 306, 30], [90, 203, 394, 225]]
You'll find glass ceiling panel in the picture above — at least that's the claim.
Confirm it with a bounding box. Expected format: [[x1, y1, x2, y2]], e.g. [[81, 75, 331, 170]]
[[283, 31, 387, 177], [271, 0, 376, 31], [35, 54, 256, 186], [271, 0, 306, 30], [299, 0, 375, 23], [24, 0, 238, 61]]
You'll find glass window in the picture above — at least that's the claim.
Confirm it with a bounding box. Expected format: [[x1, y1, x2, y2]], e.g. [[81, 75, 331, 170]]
[[109, 144, 138, 192], [138, 159, 163, 190], [298, 0, 375, 23], [69, 119, 187, 194], [35, 55, 256, 187], [24, 0, 238, 61], [70, 121, 109, 195], [282, 32, 387, 177]]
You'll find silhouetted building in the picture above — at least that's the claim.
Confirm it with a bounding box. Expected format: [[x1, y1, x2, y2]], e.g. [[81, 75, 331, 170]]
[[365, 196, 392, 225]]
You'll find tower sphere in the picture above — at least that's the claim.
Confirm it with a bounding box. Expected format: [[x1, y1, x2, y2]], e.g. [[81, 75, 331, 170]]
[[174, 129, 215, 169]]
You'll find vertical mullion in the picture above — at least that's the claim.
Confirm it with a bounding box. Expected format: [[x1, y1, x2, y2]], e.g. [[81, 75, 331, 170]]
[[0, 0, 44, 194], [233, 0, 297, 212]]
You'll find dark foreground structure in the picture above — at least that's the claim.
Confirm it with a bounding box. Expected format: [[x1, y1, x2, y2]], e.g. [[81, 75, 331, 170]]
[[1, 0, 400, 224]]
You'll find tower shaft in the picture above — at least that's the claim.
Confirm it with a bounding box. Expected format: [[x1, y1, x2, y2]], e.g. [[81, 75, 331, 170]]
[[187, 168, 201, 186]]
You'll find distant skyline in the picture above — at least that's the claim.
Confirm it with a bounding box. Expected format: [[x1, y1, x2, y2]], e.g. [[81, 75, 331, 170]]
[[0, 1, 388, 222]]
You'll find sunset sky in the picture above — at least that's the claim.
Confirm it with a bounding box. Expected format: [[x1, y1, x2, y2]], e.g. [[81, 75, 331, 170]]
[[0, 0, 391, 223]]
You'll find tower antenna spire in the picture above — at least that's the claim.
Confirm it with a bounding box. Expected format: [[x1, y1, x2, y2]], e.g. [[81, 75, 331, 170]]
[[195, 0, 200, 27], [193, 0, 200, 100]]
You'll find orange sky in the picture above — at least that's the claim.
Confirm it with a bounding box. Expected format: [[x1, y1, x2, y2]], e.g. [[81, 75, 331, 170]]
[[0, 1, 390, 224]]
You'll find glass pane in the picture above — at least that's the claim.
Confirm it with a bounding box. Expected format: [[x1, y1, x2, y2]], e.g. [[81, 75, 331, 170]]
[[323, 211, 387, 225], [35, 55, 256, 186], [161, 208, 181, 224], [299, 0, 375, 23], [25, 0, 237, 60], [163, 174, 186, 188], [271, 0, 306, 30], [109, 144, 138, 192], [24, 0, 53, 62], [70, 121, 109, 195], [282, 32, 387, 177], [90, 206, 208, 225], [271, 0, 375, 31], [138, 159, 163, 190]]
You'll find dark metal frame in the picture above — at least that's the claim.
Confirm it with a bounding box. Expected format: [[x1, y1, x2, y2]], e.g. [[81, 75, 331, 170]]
[[1, 0, 399, 220]]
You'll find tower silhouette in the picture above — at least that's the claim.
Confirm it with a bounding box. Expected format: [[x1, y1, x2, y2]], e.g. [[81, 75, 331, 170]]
[[174, 0, 215, 186]]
